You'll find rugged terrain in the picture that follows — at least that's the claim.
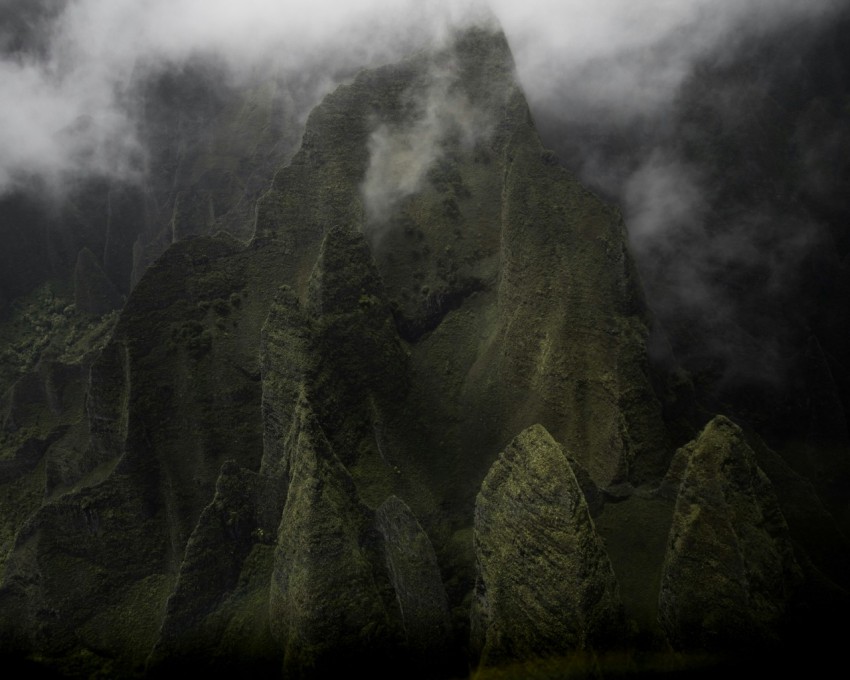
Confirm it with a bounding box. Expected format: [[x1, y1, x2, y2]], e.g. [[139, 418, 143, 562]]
[[0, 20, 848, 679]]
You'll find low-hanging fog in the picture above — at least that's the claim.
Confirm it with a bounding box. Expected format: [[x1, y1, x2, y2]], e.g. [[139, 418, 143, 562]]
[[2, 0, 843, 194], [2, 0, 849, 412]]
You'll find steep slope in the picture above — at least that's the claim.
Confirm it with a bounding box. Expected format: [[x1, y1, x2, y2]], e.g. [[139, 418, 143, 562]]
[[1, 20, 841, 679], [659, 417, 801, 653], [536, 7, 850, 535]]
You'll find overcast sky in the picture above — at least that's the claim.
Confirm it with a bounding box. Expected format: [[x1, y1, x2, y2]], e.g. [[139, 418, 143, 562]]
[[0, 0, 844, 194]]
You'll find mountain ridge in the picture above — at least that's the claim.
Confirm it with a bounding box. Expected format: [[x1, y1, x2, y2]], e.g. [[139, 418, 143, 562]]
[[0, 20, 847, 678]]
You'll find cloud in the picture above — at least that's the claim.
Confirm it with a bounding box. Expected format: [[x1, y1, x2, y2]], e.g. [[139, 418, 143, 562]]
[[623, 152, 707, 244], [0, 0, 843, 195], [0, 53, 141, 193], [0, 0, 491, 195], [491, 0, 846, 122], [360, 55, 495, 231], [1, 0, 846, 397]]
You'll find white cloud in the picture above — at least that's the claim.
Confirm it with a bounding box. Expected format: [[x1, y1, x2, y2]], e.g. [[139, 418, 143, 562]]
[[491, 0, 846, 120], [0, 0, 844, 194], [361, 57, 495, 229]]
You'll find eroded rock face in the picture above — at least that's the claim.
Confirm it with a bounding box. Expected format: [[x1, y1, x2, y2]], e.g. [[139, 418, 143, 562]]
[[260, 228, 449, 674], [268, 401, 401, 677], [659, 416, 802, 652], [0, 23, 672, 676], [471, 424, 623, 672], [148, 460, 282, 672], [376, 495, 451, 657], [256, 225, 443, 676], [73, 247, 124, 316], [495, 112, 669, 488]]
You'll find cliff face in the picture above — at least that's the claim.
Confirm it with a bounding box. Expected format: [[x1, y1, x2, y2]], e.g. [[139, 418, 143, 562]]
[[0, 59, 300, 320], [659, 417, 801, 652], [470, 424, 623, 673], [0, 22, 846, 679]]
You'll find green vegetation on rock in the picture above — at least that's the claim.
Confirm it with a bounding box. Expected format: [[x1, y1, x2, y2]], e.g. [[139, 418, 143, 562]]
[[471, 424, 624, 674], [659, 416, 802, 653], [0, 19, 844, 679]]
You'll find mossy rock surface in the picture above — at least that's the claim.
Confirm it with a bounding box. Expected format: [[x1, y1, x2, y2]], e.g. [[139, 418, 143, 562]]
[[0, 24, 684, 676], [471, 424, 624, 672], [658, 416, 802, 653]]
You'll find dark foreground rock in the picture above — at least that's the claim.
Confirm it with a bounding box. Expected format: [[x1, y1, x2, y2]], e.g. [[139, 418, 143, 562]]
[[659, 416, 802, 653]]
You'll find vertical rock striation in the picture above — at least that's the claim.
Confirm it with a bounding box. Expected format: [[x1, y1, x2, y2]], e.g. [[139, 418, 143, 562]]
[[471, 424, 623, 673], [0, 21, 727, 677], [268, 401, 401, 677], [376, 495, 451, 659], [659, 416, 802, 652]]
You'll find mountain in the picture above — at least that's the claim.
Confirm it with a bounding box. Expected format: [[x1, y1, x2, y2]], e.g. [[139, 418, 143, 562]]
[[1, 19, 848, 679]]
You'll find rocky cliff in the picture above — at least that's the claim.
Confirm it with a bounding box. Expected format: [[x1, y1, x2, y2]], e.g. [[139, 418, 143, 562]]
[[0, 20, 847, 679]]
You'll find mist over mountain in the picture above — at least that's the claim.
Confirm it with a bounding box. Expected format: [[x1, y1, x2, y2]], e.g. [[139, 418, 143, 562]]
[[1, 2, 849, 678], [2, 1, 847, 387], [534, 3, 850, 417]]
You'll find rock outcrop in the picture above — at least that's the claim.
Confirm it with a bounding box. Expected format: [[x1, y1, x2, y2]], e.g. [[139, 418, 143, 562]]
[[376, 495, 451, 658], [470, 424, 623, 673], [148, 460, 282, 673], [658, 416, 802, 652], [268, 401, 401, 677]]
